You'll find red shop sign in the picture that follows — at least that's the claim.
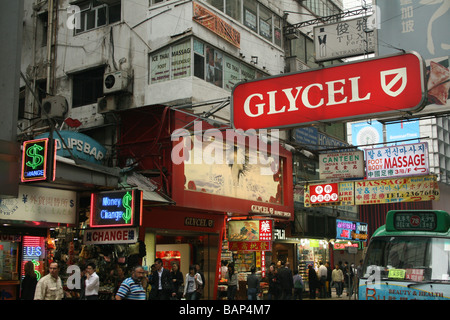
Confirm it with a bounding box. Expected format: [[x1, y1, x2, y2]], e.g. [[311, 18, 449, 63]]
[[309, 183, 339, 205], [232, 52, 426, 130]]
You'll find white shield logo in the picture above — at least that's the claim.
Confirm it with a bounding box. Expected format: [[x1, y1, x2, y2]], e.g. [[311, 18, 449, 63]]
[[380, 67, 407, 97]]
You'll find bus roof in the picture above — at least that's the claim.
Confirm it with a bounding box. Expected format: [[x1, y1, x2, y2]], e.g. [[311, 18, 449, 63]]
[[372, 210, 450, 238]]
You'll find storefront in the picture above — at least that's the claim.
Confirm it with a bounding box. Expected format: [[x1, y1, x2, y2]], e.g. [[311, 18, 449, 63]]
[[0, 132, 120, 300], [0, 184, 78, 300], [116, 106, 294, 299]]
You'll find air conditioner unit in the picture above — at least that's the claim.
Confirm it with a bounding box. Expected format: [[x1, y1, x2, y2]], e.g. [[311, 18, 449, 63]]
[[103, 70, 129, 94], [97, 95, 118, 114], [41, 95, 68, 119]]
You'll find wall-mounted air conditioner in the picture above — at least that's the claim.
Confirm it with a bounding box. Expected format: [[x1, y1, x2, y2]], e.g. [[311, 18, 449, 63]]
[[97, 95, 118, 114], [41, 95, 68, 119], [103, 70, 129, 94]]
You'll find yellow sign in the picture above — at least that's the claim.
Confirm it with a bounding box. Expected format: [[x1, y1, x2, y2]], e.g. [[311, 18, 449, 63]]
[[355, 175, 439, 205], [388, 269, 406, 279]]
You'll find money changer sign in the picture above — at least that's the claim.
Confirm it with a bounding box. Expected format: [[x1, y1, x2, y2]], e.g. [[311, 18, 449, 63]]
[[90, 190, 143, 228]]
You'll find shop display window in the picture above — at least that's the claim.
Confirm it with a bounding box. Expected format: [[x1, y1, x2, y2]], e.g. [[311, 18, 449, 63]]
[[0, 238, 19, 281]]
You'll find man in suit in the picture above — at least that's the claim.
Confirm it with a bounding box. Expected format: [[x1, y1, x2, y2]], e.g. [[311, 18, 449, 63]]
[[150, 258, 176, 300], [277, 261, 293, 300]]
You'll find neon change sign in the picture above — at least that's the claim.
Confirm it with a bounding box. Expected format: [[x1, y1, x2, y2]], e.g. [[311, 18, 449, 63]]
[[21, 138, 56, 182], [90, 190, 142, 228]]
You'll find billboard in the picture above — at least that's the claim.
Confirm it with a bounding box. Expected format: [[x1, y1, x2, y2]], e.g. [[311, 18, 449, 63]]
[[232, 52, 426, 130], [376, 0, 450, 115]]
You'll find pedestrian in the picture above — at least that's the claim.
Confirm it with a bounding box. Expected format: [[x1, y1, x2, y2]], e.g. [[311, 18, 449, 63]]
[[247, 266, 260, 300], [292, 269, 303, 300], [195, 264, 205, 299], [331, 264, 344, 298], [115, 265, 147, 300], [183, 265, 203, 300], [266, 263, 280, 300], [220, 260, 228, 280], [34, 262, 65, 300], [307, 264, 319, 299], [318, 261, 327, 298], [225, 263, 238, 300], [326, 261, 332, 298], [21, 261, 37, 300], [343, 261, 354, 297], [277, 260, 293, 300], [170, 262, 183, 300], [150, 258, 176, 300], [356, 259, 364, 298], [85, 262, 100, 300], [112, 266, 126, 298]]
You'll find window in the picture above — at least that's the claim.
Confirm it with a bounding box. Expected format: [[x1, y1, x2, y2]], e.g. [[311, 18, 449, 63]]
[[226, 0, 241, 21], [362, 236, 450, 282], [150, 40, 191, 84], [194, 39, 205, 80], [72, 67, 104, 108], [75, 0, 121, 35], [243, 0, 257, 32], [258, 5, 272, 41]]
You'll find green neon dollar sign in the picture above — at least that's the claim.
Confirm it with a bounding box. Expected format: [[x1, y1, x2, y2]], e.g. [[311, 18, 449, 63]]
[[122, 192, 132, 224], [32, 259, 41, 281], [26, 144, 44, 169]]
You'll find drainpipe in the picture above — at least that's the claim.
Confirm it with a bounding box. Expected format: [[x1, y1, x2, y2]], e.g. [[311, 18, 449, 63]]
[[46, 0, 53, 95]]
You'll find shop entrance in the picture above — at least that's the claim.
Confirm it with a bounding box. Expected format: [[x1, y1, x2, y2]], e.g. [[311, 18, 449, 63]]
[[145, 230, 220, 300]]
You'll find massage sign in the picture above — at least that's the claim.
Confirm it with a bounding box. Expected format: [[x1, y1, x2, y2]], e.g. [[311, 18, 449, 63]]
[[90, 190, 143, 228], [231, 52, 426, 130]]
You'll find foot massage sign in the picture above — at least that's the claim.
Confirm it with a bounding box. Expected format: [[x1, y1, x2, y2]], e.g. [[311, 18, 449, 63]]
[[90, 190, 143, 227]]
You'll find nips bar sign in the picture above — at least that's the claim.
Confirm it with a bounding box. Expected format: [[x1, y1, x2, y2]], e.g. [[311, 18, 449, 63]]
[[231, 52, 426, 130]]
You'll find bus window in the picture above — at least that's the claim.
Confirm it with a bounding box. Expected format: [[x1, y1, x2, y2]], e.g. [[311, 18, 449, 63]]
[[363, 236, 450, 282], [431, 238, 450, 280]]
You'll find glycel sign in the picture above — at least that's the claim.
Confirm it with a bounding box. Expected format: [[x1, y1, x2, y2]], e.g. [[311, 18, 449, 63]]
[[232, 52, 426, 130]]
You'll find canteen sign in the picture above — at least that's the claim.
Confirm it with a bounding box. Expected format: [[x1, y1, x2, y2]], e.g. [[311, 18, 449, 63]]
[[90, 190, 143, 228], [232, 52, 426, 130], [21, 138, 56, 182]]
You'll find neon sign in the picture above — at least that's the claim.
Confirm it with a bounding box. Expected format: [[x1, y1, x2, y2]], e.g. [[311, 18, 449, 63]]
[[22, 236, 45, 281], [336, 219, 368, 242], [21, 138, 56, 182], [90, 190, 142, 227]]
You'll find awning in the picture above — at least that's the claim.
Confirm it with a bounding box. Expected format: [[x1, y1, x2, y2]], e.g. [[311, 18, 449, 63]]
[[121, 172, 175, 205]]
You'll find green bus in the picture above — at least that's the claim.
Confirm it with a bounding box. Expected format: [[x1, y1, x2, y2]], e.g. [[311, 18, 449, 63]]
[[358, 210, 450, 300]]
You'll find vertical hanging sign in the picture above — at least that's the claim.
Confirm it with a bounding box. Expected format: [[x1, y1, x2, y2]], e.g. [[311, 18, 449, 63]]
[[21, 138, 56, 182]]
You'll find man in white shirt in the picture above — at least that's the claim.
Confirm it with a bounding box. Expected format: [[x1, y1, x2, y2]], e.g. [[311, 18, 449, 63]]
[[85, 262, 100, 300], [318, 261, 328, 298]]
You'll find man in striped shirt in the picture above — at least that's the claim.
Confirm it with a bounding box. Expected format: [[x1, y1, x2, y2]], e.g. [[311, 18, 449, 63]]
[[115, 265, 147, 300]]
